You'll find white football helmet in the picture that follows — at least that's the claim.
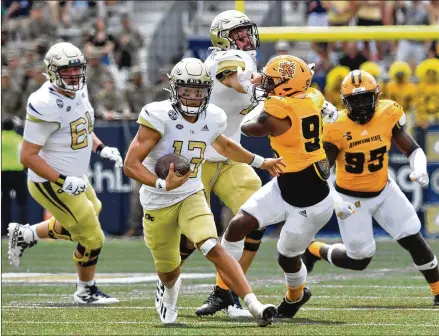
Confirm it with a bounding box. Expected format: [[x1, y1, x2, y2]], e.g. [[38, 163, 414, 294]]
[[210, 10, 259, 55], [44, 42, 86, 92], [168, 58, 213, 116]]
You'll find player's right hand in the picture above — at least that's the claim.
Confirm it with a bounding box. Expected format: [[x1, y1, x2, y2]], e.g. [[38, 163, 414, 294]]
[[260, 157, 286, 177], [334, 200, 356, 220], [62, 176, 87, 196], [165, 163, 191, 191]]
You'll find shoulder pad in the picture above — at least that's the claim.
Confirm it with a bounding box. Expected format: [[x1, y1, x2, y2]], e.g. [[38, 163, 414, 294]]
[[137, 101, 169, 136], [264, 96, 288, 119], [205, 49, 257, 76], [307, 88, 325, 111], [207, 103, 227, 133], [26, 91, 61, 124]]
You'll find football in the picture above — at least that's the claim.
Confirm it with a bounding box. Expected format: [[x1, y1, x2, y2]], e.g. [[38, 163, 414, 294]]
[[154, 153, 191, 179]]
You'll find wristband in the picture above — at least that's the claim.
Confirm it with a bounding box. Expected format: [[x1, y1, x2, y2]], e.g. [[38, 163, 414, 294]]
[[155, 178, 167, 191], [96, 144, 105, 155], [250, 155, 265, 168], [55, 174, 67, 187]]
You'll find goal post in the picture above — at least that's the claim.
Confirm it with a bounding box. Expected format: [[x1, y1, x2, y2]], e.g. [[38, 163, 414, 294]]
[[258, 25, 439, 42]]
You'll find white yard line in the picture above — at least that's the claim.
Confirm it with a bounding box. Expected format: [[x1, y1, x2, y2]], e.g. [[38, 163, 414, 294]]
[[1, 272, 215, 284], [2, 321, 438, 328], [2, 306, 438, 311], [3, 293, 432, 300]]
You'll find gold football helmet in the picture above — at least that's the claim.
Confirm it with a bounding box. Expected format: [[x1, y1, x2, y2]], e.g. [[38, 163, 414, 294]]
[[340, 70, 380, 124], [254, 55, 313, 100]]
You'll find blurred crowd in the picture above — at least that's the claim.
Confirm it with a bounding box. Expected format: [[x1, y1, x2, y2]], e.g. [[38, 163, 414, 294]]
[[1, 0, 171, 124], [273, 1, 439, 138]]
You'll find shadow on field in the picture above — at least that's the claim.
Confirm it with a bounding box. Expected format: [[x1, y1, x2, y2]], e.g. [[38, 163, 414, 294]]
[[274, 317, 345, 325]]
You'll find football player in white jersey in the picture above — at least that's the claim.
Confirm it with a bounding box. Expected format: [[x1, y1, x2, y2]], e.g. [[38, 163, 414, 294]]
[[178, 10, 266, 318], [7, 42, 123, 304], [124, 58, 284, 326], [175, 10, 340, 318]]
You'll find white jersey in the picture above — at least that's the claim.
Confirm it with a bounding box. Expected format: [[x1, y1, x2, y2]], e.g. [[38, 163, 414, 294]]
[[23, 81, 95, 183], [204, 49, 259, 162], [137, 99, 227, 210]]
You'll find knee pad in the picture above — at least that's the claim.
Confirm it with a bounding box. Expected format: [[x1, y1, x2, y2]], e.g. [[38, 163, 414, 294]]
[[73, 243, 102, 267], [47, 218, 72, 241], [180, 234, 196, 261], [197, 238, 218, 256], [244, 228, 265, 252], [345, 241, 376, 261]]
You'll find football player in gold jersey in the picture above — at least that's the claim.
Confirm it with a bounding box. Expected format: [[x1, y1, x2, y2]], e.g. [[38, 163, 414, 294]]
[[302, 70, 439, 306], [222, 55, 336, 318]]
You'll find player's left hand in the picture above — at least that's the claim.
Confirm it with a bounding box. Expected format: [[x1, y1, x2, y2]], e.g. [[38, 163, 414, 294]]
[[409, 171, 429, 187], [100, 146, 123, 168], [308, 63, 316, 75], [237, 66, 253, 93], [321, 100, 338, 123], [260, 157, 286, 177]]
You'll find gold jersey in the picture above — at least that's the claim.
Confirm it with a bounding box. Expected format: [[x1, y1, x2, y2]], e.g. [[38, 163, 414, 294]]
[[264, 88, 327, 173], [323, 100, 405, 196]]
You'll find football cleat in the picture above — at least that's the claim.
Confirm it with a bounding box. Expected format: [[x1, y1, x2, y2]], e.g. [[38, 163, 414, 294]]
[[74, 283, 119, 304], [156, 277, 182, 324], [155, 279, 165, 311], [247, 301, 277, 327], [434, 294, 439, 306], [7, 223, 38, 268], [275, 287, 312, 318], [195, 285, 234, 316], [227, 291, 253, 318], [301, 246, 321, 273]]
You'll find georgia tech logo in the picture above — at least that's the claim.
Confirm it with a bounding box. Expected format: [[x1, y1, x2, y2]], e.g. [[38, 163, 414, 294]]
[[278, 61, 296, 78]]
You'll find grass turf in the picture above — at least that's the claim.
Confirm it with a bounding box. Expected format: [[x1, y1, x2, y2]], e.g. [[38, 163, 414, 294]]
[[1, 238, 438, 335]]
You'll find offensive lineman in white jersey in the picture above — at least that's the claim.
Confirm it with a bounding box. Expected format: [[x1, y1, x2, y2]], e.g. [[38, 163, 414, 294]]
[[7, 42, 123, 304], [180, 10, 267, 318], [124, 58, 284, 326]]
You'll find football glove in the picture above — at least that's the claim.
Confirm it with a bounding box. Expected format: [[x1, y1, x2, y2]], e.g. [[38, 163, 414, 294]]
[[334, 200, 356, 220], [61, 176, 87, 196], [322, 100, 339, 123], [100, 146, 123, 168], [409, 171, 429, 187]]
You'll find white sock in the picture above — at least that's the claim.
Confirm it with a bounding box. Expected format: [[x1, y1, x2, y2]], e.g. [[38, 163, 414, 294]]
[[244, 293, 258, 307], [78, 279, 95, 287], [284, 261, 307, 288], [29, 225, 40, 241]]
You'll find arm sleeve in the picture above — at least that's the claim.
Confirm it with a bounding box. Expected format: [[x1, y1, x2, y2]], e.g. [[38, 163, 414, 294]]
[[137, 105, 165, 136], [23, 120, 59, 146]]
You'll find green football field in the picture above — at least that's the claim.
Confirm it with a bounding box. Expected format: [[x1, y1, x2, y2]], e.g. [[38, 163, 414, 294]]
[[1, 238, 438, 335]]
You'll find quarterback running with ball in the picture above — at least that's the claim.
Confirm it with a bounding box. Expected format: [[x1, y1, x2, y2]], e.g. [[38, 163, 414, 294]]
[[124, 57, 284, 326]]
